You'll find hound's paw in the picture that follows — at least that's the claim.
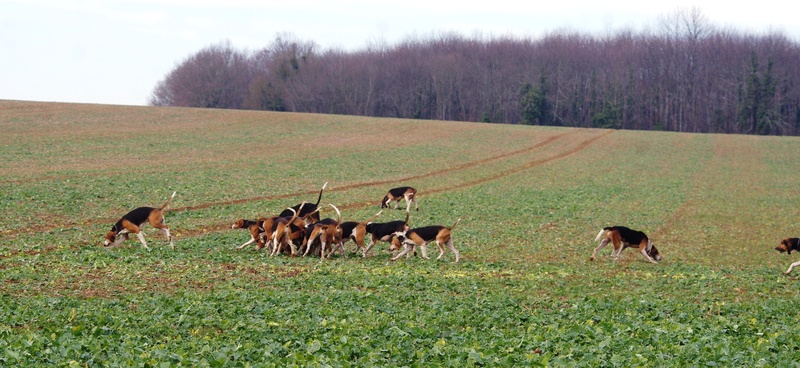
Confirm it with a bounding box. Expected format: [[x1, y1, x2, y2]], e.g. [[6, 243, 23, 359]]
[[589, 257, 595, 261]]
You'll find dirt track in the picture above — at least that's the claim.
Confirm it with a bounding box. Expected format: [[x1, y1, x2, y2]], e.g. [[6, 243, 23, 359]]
[[5, 129, 613, 239]]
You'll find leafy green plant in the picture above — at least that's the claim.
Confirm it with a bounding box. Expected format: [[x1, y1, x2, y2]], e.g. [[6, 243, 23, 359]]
[[2, 101, 800, 366]]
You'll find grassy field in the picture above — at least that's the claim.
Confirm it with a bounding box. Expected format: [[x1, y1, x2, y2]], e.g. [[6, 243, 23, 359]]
[[2, 100, 800, 366]]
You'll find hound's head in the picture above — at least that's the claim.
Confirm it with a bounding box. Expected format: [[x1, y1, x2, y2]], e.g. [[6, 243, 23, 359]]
[[775, 238, 799, 254], [231, 219, 247, 229], [380, 196, 390, 208], [103, 230, 116, 247], [389, 234, 406, 252], [648, 243, 662, 261]]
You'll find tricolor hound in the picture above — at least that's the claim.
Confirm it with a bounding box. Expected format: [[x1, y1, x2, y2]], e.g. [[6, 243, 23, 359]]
[[269, 204, 304, 256], [381, 186, 419, 211], [280, 182, 327, 224], [391, 219, 461, 262], [775, 237, 800, 275], [591, 226, 661, 264], [231, 218, 266, 250], [302, 204, 345, 259], [104, 191, 176, 249], [337, 210, 383, 254], [362, 212, 409, 258]]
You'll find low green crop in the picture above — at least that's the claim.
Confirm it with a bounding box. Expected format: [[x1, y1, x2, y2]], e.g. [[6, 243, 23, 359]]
[[2, 101, 800, 366]]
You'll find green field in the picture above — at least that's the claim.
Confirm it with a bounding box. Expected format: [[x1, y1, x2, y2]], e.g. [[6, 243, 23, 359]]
[[2, 100, 800, 366]]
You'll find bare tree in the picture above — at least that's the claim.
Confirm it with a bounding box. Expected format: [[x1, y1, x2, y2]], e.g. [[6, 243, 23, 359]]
[[150, 41, 252, 109], [150, 12, 800, 135]]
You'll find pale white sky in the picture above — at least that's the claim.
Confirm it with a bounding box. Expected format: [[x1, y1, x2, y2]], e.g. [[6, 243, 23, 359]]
[[1, 0, 797, 106]]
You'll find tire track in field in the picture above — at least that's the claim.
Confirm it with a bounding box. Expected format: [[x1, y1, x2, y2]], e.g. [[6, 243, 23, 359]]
[[4, 129, 611, 239], [174, 129, 614, 238]]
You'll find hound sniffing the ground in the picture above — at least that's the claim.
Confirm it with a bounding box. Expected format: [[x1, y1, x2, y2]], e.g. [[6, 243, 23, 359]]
[[104, 191, 176, 249], [362, 212, 409, 258], [381, 186, 418, 211]]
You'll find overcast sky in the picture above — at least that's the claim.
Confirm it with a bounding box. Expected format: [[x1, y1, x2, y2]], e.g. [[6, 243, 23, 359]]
[[2, 0, 798, 106]]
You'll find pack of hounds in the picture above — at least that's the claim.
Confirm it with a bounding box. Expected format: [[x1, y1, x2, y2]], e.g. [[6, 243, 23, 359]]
[[104, 184, 459, 263], [103, 183, 799, 273]]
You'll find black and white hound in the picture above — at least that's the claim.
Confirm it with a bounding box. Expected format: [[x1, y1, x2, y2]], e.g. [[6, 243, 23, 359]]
[[104, 192, 176, 249]]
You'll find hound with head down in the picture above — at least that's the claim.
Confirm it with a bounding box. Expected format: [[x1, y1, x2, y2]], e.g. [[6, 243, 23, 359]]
[[591, 226, 661, 264], [269, 204, 305, 257], [392, 219, 461, 263], [104, 192, 176, 249], [302, 204, 345, 259], [362, 212, 409, 258], [231, 218, 267, 250], [775, 237, 800, 275], [381, 186, 419, 211]]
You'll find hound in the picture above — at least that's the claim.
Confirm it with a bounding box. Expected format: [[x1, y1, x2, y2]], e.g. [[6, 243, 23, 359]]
[[392, 219, 461, 262], [381, 186, 419, 211], [302, 204, 346, 259], [269, 204, 304, 257], [337, 210, 382, 254], [362, 212, 409, 258], [253, 216, 280, 251], [231, 218, 266, 250], [775, 237, 800, 275], [280, 182, 327, 224], [104, 191, 176, 249], [591, 226, 661, 264]]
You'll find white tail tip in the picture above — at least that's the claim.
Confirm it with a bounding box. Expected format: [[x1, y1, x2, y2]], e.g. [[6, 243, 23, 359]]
[[594, 229, 605, 242], [171, 191, 177, 198], [322, 182, 328, 190]]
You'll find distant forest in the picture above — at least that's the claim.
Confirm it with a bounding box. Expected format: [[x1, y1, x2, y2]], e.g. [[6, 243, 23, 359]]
[[150, 9, 800, 135]]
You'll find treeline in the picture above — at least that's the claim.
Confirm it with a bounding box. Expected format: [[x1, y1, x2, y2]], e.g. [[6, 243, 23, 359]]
[[150, 10, 800, 135]]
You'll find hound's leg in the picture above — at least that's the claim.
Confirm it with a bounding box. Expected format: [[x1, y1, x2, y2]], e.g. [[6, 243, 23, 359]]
[[786, 260, 800, 275], [445, 239, 460, 263], [269, 235, 279, 256], [590, 238, 610, 261], [435, 240, 446, 260], [610, 246, 623, 259], [135, 232, 149, 249], [111, 235, 127, 247], [237, 237, 256, 250], [320, 240, 327, 259], [640, 247, 658, 264], [161, 227, 174, 249], [419, 242, 430, 260], [391, 243, 414, 261], [362, 239, 376, 258]]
